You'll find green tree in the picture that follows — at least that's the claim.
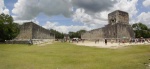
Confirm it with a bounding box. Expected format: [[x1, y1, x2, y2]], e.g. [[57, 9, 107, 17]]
[[0, 13, 20, 42], [132, 23, 150, 38], [49, 29, 86, 39], [69, 30, 86, 38], [50, 29, 64, 39]]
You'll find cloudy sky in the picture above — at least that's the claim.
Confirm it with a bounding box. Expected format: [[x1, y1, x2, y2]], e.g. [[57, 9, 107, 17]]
[[0, 0, 150, 33]]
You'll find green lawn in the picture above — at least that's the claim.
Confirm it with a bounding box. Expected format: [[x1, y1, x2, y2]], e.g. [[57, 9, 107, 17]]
[[0, 42, 150, 69]]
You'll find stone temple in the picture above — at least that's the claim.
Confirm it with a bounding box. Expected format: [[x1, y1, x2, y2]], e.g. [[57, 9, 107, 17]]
[[8, 22, 55, 44], [16, 22, 54, 39], [81, 10, 135, 40]]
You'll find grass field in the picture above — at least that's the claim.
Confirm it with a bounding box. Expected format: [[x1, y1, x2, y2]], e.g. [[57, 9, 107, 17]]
[[0, 42, 150, 69]]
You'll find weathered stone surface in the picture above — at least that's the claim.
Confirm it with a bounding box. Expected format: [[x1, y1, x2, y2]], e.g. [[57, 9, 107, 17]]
[[81, 10, 135, 40], [103, 23, 134, 38], [16, 22, 32, 39], [16, 22, 54, 39], [108, 10, 129, 25]]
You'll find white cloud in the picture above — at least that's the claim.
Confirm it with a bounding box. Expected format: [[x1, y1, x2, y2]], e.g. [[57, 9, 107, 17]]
[[11, 0, 144, 33], [73, 8, 108, 26], [43, 21, 94, 33], [12, 0, 117, 21], [0, 0, 9, 14], [72, 0, 117, 27], [137, 12, 150, 27], [42, 21, 58, 29], [72, 0, 116, 13], [143, 0, 150, 7], [12, 0, 138, 25], [73, 8, 92, 24], [0, 0, 4, 13], [73, 0, 138, 27], [3, 9, 9, 14], [12, 0, 72, 20], [113, 0, 138, 19]]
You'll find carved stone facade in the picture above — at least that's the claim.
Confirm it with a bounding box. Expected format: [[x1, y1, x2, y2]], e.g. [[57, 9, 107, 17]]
[[81, 10, 135, 40], [16, 22, 54, 39]]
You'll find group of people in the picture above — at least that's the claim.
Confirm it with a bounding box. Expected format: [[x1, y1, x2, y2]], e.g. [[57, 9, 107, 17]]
[[129, 38, 150, 43], [71, 38, 85, 43], [100, 38, 150, 45], [60, 38, 85, 43], [28, 39, 33, 45], [61, 38, 150, 45], [95, 39, 108, 45]]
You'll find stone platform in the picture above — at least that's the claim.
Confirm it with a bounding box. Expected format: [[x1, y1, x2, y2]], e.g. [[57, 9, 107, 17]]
[[5, 39, 54, 45]]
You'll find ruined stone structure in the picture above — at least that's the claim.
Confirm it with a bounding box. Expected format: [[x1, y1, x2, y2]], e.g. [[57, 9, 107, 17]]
[[16, 22, 54, 39], [7, 22, 55, 44], [81, 10, 135, 40]]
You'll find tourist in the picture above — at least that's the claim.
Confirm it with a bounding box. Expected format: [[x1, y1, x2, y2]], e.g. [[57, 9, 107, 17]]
[[77, 39, 78, 43], [95, 40, 97, 44], [28, 39, 33, 45], [129, 38, 132, 44], [111, 39, 113, 44], [82, 39, 84, 43], [119, 39, 121, 45], [97, 39, 99, 43], [95, 39, 99, 44], [105, 38, 107, 45]]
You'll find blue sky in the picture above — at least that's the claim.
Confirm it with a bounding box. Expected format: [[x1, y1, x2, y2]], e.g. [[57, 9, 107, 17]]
[[1, 0, 150, 33]]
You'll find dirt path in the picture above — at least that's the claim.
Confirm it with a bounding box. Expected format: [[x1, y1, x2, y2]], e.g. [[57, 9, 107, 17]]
[[73, 41, 150, 49]]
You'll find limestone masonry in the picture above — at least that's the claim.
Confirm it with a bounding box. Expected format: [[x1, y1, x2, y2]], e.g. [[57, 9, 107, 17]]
[[16, 22, 54, 40], [81, 10, 135, 40]]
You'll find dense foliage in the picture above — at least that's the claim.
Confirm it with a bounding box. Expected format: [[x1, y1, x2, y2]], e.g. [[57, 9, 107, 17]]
[[50, 29, 64, 39], [69, 30, 86, 38], [50, 29, 86, 39], [132, 23, 150, 38], [0, 13, 20, 42]]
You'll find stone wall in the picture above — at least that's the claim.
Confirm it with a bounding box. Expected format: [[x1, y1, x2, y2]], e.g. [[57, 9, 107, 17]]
[[13, 22, 55, 44], [81, 28, 104, 40], [16, 22, 54, 40], [5, 40, 29, 44], [103, 23, 134, 38], [81, 10, 135, 40], [15, 22, 32, 39], [108, 10, 129, 25], [32, 23, 54, 39]]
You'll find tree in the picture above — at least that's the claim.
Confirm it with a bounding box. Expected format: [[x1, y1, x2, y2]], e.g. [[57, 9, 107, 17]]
[[50, 29, 64, 39], [132, 23, 148, 30], [49, 29, 86, 39], [69, 30, 86, 38], [0, 13, 20, 42], [132, 23, 150, 38]]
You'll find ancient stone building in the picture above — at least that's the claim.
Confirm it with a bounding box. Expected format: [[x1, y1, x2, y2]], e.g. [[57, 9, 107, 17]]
[[6, 22, 55, 44], [81, 10, 135, 40], [16, 22, 54, 39]]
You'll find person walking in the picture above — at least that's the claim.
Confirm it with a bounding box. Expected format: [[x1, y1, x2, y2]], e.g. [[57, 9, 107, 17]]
[[28, 39, 33, 45], [105, 38, 107, 45]]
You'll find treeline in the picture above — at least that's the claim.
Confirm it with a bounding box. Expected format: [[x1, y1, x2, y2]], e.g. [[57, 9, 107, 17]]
[[68, 30, 86, 38], [49, 29, 86, 39], [132, 23, 150, 38], [49, 29, 64, 39]]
